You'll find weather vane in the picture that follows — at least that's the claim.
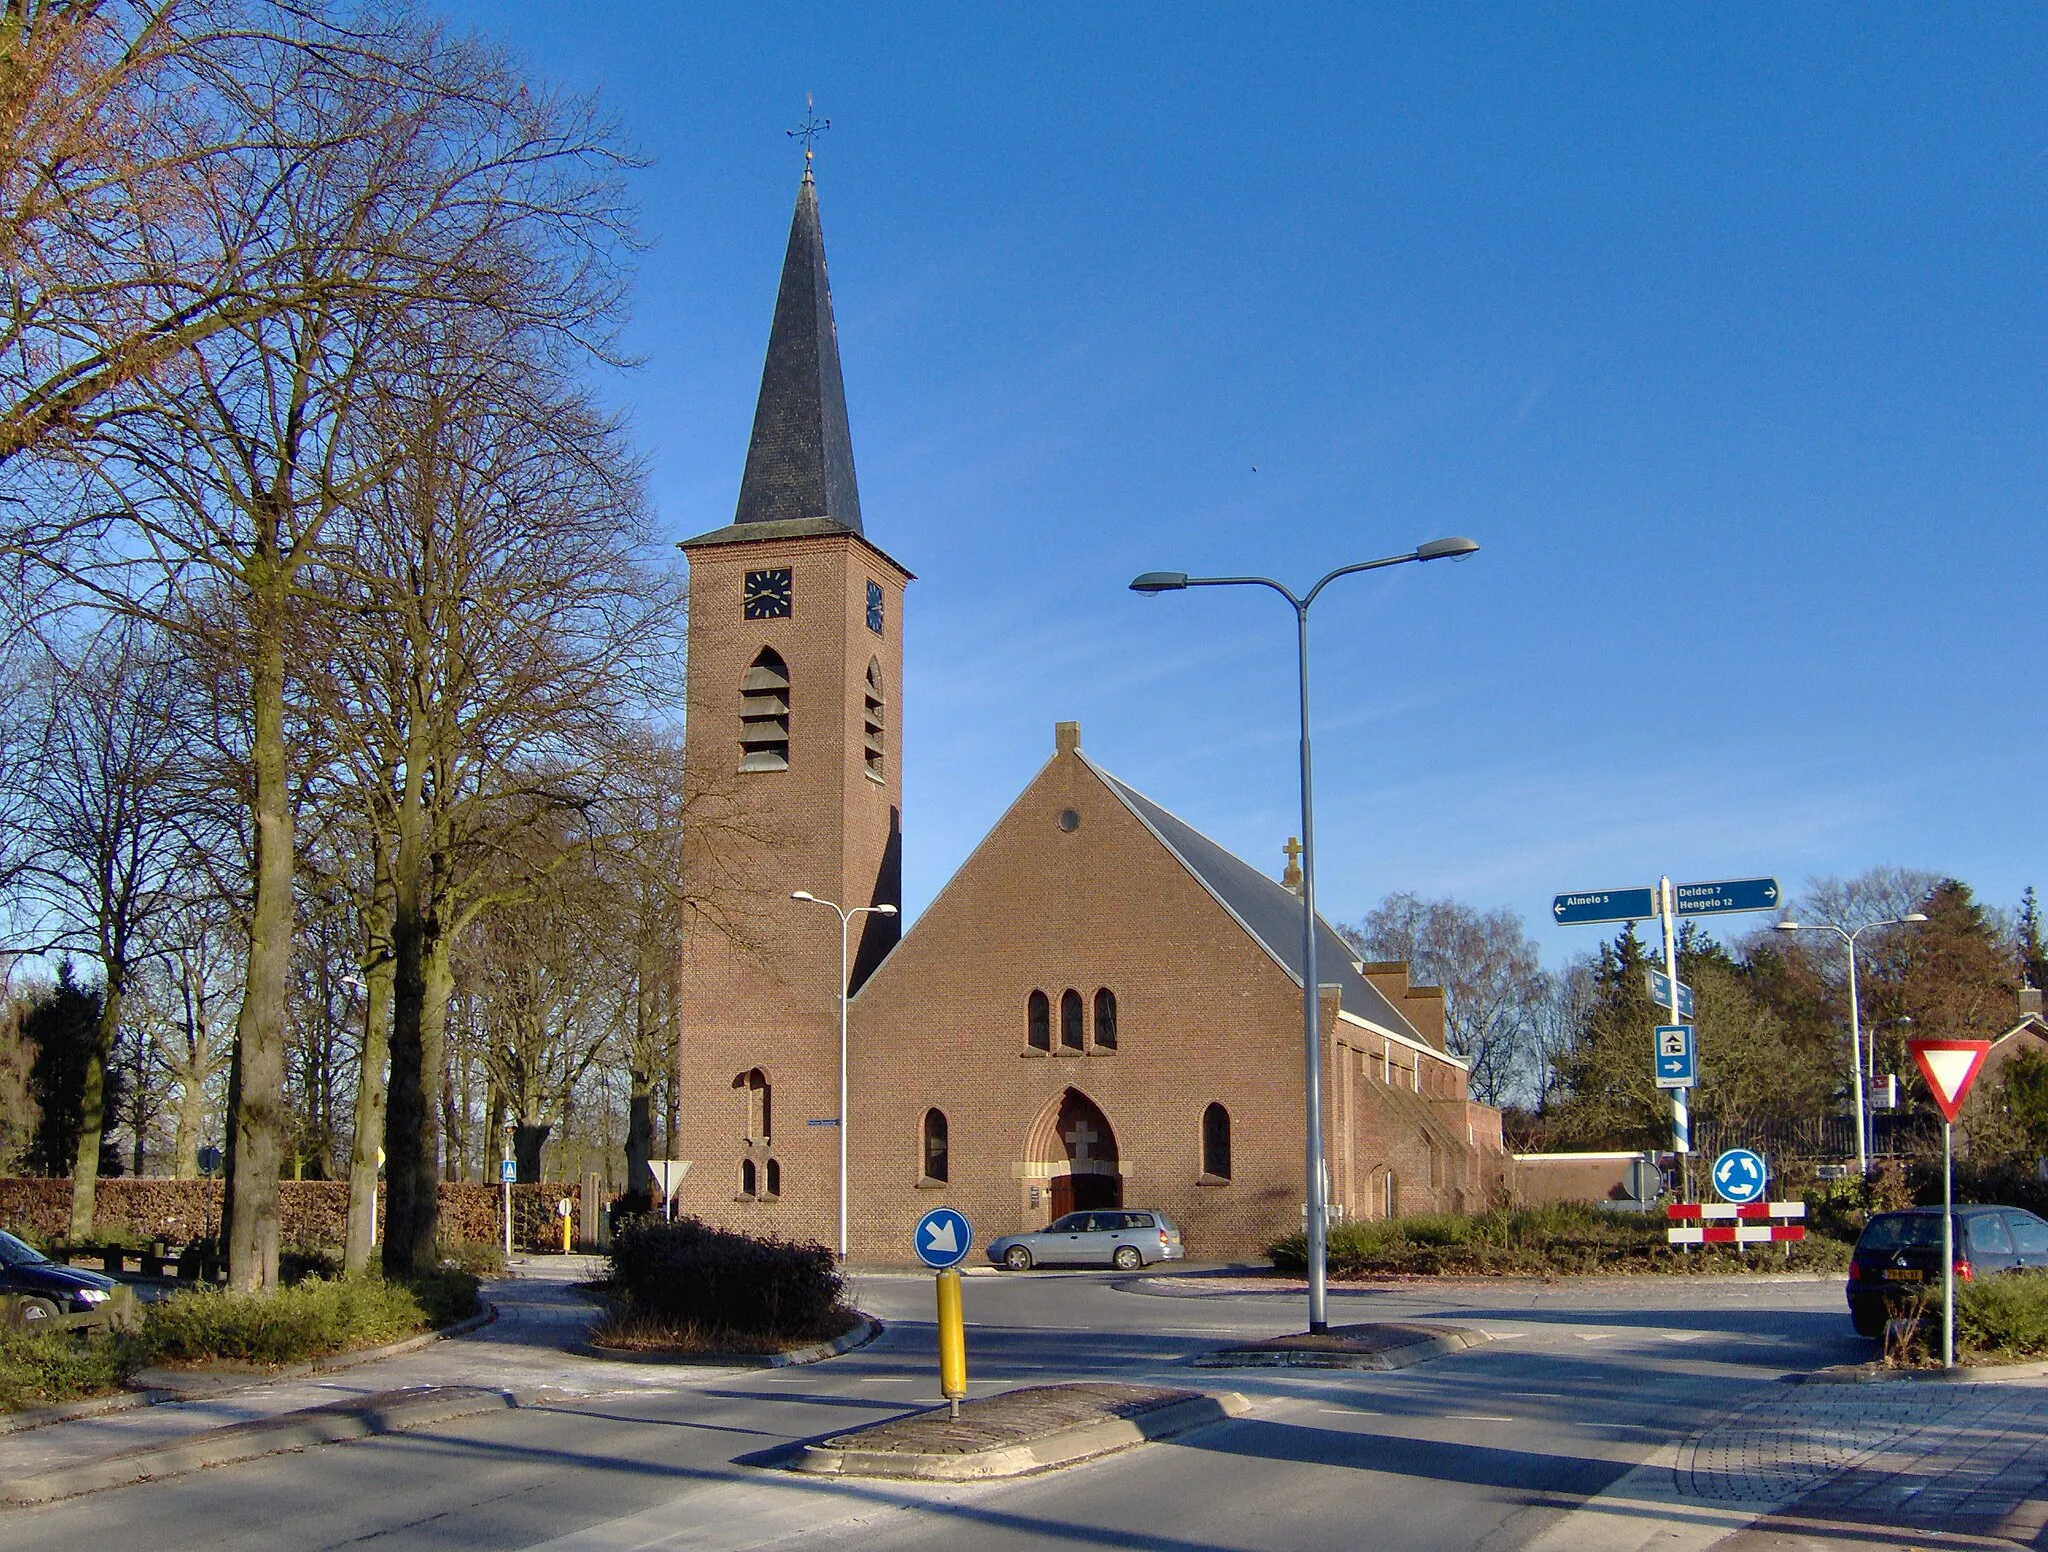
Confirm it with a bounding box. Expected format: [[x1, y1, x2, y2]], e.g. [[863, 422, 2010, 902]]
[[788, 94, 829, 166]]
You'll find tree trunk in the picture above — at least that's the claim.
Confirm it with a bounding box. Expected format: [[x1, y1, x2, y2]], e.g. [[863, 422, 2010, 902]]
[[171, 1055, 206, 1179], [625, 1077, 654, 1210], [344, 870, 393, 1275], [66, 979, 123, 1239], [227, 569, 293, 1293]]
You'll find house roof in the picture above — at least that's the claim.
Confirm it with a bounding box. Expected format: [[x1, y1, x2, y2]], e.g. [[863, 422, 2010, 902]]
[[1084, 756, 1441, 1055]]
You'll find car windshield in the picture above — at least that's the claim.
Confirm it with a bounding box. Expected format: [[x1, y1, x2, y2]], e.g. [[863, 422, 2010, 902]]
[[1857, 1214, 1946, 1253], [0, 1231, 49, 1267]]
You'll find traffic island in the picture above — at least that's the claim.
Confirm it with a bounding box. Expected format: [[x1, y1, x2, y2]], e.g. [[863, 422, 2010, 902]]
[[1193, 1321, 1487, 1369], [791, 1382, 1251, 1480]]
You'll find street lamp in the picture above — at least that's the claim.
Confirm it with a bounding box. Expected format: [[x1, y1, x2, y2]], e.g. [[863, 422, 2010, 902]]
[[1776, 912, 1928, 1176], [1130, 535, 1480, 1334], [791, 890, 899, 1260]]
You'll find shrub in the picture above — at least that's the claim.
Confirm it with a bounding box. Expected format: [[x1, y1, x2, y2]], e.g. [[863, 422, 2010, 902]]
[[0, 1327, 127, 1411], [138, 1270, 477, 1367], [1270, 1202, 1849, 1277], [607, 1217, 843, 1339], [1955, 1270, 2048, 1358], [436, 1239, 506, 1278]]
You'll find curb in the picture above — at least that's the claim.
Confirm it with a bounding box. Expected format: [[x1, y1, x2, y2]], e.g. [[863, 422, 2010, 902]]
[[793, 1390, 1252, 1480], [0, 1389, 173, 1437], [3, 1385, 515, 1506], [572, 1315, 880, 1369], [1802, 1354, 2048, 1385], [1192, 1328, 1489, 1370]]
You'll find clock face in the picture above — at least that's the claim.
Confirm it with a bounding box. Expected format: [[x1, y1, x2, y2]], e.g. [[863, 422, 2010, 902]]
[[743, 568, 793, 620], [866, 579, 884, 635]]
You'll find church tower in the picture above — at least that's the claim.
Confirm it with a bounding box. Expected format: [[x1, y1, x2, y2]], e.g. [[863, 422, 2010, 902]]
[[675, 166, 912, 1245]]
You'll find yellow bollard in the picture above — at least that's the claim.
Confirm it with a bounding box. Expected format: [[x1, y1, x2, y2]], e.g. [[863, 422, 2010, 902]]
[[558, 1198, 573, 1254], [935, 1267, 967, 1418]]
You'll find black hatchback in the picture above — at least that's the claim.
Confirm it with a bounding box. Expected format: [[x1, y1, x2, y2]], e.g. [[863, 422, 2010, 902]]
[[1846, 1205, 2048, 1337], [0, 1230, 118, 1324]]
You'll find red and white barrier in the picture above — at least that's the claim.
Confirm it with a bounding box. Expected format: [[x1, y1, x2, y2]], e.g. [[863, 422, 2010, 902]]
[[1665, 1201, 1806, 1246], [1665, 1202, 1805, 1222], [1666, 1223, 1806, 1245]]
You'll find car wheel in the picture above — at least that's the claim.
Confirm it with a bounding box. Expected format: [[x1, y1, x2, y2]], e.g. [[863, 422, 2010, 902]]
[[1003, 1246, 1033, 1271], [1112, 1246, 1143, 1271], [1850, 1301, 1888, 1339], [9, 1297, 58, 1328]]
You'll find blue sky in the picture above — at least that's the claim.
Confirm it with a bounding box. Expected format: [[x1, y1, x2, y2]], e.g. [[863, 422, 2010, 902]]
[[434, 5, 2046, 964]]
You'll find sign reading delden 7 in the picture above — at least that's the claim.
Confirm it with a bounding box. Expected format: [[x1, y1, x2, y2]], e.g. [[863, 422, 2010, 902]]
[[1674, 878, 1780, 916], [1553, 887, 1655, 925]]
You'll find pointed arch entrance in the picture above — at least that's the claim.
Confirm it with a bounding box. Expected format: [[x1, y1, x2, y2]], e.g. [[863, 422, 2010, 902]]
[[1025, 1088, 1123, 1219]]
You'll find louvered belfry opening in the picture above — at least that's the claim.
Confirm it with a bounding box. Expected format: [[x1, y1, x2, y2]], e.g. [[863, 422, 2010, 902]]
[[739, 648, 791, 771], [863, 658, 885, 779]]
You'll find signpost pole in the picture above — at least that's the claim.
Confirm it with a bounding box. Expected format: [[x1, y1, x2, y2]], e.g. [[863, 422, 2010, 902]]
[[501, 1123, 515, 1259], [1659, 877, 1689, 1201], [1942, 1118, 1955, 1371]]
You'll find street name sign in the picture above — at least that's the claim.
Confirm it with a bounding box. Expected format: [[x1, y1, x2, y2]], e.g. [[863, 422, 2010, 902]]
[[914, 1206, 974, 1271], [1647, 968, 1695, 1019], [1654, 1024, 1696, 1089], [1674, 878, 1780, 916], [1909, 1038, 1992, 1125], [1553, 887, 1655, 925], [1712, 1148, 1768, 1205]]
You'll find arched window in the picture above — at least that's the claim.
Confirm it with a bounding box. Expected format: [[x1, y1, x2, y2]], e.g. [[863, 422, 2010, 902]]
[[922, 1108, 949, 1183], [862, 658, 885, 780], [1201, 1103, 1232, 1180], [1060, 989, 1084, 1050], [1383, 1170, 1399, 1220], [740, 1159, 757, 1197], [764, 1158, 781, 1197], [1027, 990, 1051, 1051], [734, 1068, 770, 1141], [1092, 989, 1118, 1050], [739, 648, 791, 771]]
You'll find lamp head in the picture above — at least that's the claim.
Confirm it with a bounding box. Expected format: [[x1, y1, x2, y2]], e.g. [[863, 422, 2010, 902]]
[[1774, 920, 1802, 933], [1903, 912, 1929, 923], [790, 890, 815, 902], [1129, 571, 1189, 594], [1415, 536, 1481, 562], [873, 904, 898, 916]]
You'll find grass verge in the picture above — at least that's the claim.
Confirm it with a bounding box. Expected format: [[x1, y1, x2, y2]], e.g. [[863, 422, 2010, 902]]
[[1269, 1203, 1850, 1278], [138, 1268, 480, 1367]]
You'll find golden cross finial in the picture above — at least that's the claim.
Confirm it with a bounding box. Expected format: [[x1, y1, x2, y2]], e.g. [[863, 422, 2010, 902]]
[[788, 93, 829, 166], [1283, 837, 1305, 866]]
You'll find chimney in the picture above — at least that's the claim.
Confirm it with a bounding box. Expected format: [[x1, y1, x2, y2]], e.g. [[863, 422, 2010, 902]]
[[2024, 986, 2044, 1018], [1280, 836, 1304, 895], [1055, 721, 1080, 757]]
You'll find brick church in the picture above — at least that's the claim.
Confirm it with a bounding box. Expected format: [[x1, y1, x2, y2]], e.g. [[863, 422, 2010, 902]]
[[674, 167, 1506, 1261]]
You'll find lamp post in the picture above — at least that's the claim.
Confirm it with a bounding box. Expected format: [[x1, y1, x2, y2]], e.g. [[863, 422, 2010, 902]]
[[1775, 913, 1928, 1176], [1130, 536, 1479, 1334], [791, 890, 899, 1260]]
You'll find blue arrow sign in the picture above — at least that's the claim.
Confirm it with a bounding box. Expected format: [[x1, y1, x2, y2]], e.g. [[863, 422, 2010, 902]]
[[914, 1206, 973, 1270], [1674, 877, 1780, 916], [1553, 887, 1656, 925], [1654, 1024, 1696, 1089], [1712, 1148, 1768, 1205], [1647, 968, 1695, 1019]]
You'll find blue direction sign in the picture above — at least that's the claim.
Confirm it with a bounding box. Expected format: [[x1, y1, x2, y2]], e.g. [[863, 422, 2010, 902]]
[[1712, 1148, 1768, 1205], [1647, 968, 1695, 1019], [1675, 878, 1780, 916], [1553, 887, 1656, 926], [1654, 1024, 1696, 1089], [500, 1158, 516, 1183], [914, 1207, 973, 1270]]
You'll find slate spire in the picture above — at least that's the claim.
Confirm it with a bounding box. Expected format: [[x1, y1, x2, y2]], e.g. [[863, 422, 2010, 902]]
[[733, 168, 863, 532]]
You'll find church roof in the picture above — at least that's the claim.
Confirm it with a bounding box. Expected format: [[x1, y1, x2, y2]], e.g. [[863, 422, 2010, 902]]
[[1085, 758, 1439, 1051], [730, 169, 863, 534]]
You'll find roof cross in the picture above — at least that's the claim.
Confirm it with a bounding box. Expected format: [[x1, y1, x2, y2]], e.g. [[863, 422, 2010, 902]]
[[787, 94, 829, 165]]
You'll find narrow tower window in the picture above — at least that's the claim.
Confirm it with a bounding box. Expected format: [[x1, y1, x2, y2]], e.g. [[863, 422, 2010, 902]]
[[1060, 989, 1084, 1051], [739, 648, 791, 771], [735, 1068, 771, 1141], [863, 658, 885, 780], [1092, 988, 1118, 1050], [922, 1108, 949, 1183], [764, 1158, 781, 1197], [1202, 1103, 1232, 1180], [740, 1159, 757, 1197], [1027, 990, 1051, 1051]]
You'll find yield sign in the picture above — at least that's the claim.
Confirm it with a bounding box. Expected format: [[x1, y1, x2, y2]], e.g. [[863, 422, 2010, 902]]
[[1909, 1038, 1992, 1124]]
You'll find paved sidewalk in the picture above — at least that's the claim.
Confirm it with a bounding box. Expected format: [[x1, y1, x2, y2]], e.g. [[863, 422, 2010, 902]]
[[0, 1254, 687, 1487]]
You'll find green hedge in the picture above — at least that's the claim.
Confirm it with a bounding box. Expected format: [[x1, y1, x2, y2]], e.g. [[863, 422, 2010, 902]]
[[1954, 1269, 2048, 1358], [607, 1218, 842, 1338], [138, 1269, 478, 1367], [0, 1326, 127, 1411], [1270, 1203, 1850, 1277]]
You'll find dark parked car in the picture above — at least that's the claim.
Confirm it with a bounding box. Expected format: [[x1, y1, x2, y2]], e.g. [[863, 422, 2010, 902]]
[[0, 1230, 118, 1325], [987, 1210, 1184, 1271], [1846, 1205, 2048, 1337]]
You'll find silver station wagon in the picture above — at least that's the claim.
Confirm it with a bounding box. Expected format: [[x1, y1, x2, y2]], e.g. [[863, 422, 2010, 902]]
[[986, 1210, 1185, 1271]]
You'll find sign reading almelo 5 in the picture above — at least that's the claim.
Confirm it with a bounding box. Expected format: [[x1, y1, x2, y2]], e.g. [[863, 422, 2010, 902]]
[[1552, 887, 1656, 925]]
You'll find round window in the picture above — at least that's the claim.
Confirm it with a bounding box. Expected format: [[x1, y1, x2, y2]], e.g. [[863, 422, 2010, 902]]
[[1057, 808, 1080, 832]]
